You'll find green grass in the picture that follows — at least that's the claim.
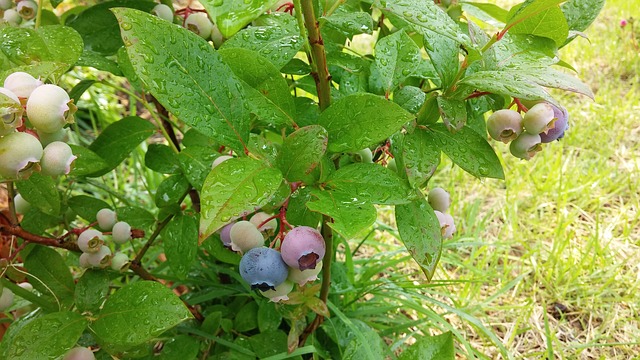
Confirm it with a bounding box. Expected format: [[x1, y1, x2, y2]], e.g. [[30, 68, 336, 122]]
[[424, 1, 640, 358]]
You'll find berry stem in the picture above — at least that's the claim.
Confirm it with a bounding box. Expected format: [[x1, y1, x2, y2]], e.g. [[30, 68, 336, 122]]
[[35, 0, 43, 29]]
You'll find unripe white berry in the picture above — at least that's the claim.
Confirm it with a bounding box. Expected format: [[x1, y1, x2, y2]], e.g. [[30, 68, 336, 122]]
[[64, 347, 96, 360], [37, 128, 68, 147], [210, 23, 223, 48], [352, 148, 373, 163], [434, 210, 456, 239], [3, 71, 42, 99], [96, 208, 117, 231], [487, 109, 523, 144], [211, 155, 232, 169], [110, 252, 129, 271], [26, 84, 76, 134], [85, 245, 112, 268], [185, 13, 213, 39], [40, 141, 76, 176], [249, 212, 278, 232], [18, 282, 33, 292], [2, 9, 22, 26], [523, 103, 556, 135], [13, 193, 30, 214], [387, 158, 397, 172], [510, 132, 542, 160], [79, 253, 91, 268], [428, 187, 451, 213], [288, 260, 323, 286], [259, 280, 294, 302], [0, 287, 14, 311], [0, 132, 43, 179], [0, 87, 23, 136], [17, 0, 37, 20], [151, 4, 173, 22], [0, 0, 13, 10], [112, 221, 132, 244], [78, 229, 104, 253], [229, 220, 264, 253]]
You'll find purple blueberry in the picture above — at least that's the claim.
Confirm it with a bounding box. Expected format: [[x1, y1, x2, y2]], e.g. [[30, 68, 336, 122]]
[[540, 104, 569, 143], [239, 247, 288, 291], [281, 226, 325, 271]]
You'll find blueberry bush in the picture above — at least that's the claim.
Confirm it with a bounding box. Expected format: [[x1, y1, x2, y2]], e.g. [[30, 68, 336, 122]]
[[0, 0, 603, 358]]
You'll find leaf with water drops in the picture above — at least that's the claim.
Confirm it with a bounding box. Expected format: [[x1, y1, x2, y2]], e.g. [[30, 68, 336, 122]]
[[286, 187, 322, 228], [561, 0, 605, 33], [2, 311, 88, 360], [324, 163, 413, 205], [221, 13, 303, 69], [422, 25, 459, 90], [307, 188, 377, 240], [437, 97, 467, 131], [396, 130, 441, 189], [201, 0, 279, 38], [398, 332, 455, 360], [321, 10, 373, 37], [0, 25, 83, 71], [75, 270, 110, 314], [276, 125, 328, 183], [162, 213, 199, 279], [177, 146, 217, 191], [504, 0, 564, 32], [456, 70, 557, 105], [395, 197, 442, 281], [145, 144, 181, 174], [218, 48, 296, 129], [113, 8, 250, 153], [24, 246, 76, 309], [92, 281, 192, 354], [199, 157, 283, 242], [155, 174, 190, 208], [426, 124, 504, 180], [508, 2, 568, 46], [15, 173, 61, 216], [318, 93, 414, 153]]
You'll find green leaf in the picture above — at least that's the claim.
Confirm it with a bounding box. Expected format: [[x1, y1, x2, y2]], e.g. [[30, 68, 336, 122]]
[[67, 195, 111, 222], [286, 187, 322, 228], [393, 86, 426, 114], [561, 0, 605, 32], [218, 48, 296, 128], [325, 163, 413, 205], [509, 4, 568, 46], [321, 11, 373, 37], [483, 33, 558, 70], [437, 97, 467, 131], [67, 0, 157, 56], [258, 301, 283, 333], [0, 25, 83, 70], [88, 116, 156, 176], [276, 125, 328, 182], [307, 188, 377, 239], [177, 146, 217, 191], [15, 173, 60, 216], [318, 93, 414, 153], [113, 8, 250, 153], [199, 157, 283, 241], [75, 269, 111, 314], [221, 13, 303, 69], [520, 67, 594, 99], [93, 281, 192, 353], [0, 62, 69, 84], [201, 0, 279, 38], [399, 332, 455, 360], [505, 0, 565, 30], [398, 130, 441, 188], [69, 79, 97, 103], [369, 29, 433, 94], [428, 124, 504, 179], [24, 245, 76, 309], [249, 331, 288, 358], [155, 174, 190, 208], [395, 197, 442, 281], [145, 144, 181, 174], [19, 208, 60, 235], [461, 2, 509, 23], [200, 234, 241, 265], [68, 144, 110, 177], [117, 206, 156, 231], [234, 301, 259, 332], [162, 213, 198, 279], [50, 0, 64, 8], [422, 27, 460, 89], [3, 311, 88, 360], [153, 335, 200, 360], [76, 50, 123, 75], [457, 70, 556, 104]]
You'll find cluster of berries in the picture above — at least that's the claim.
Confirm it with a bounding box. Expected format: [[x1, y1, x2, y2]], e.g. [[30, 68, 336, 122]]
[[428, 187, 456, 239], [0, 71, 77, 179], [77, 208, 131, 271], [220, 214, 325, 302], [151, 3, 223, 48], [487, 101, 569, 160], [0, 0, 37, 26]]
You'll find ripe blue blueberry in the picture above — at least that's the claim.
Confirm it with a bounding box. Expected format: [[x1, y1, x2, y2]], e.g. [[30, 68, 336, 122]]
[[239, 247, 288, 291], [540, 103, 569, 143]]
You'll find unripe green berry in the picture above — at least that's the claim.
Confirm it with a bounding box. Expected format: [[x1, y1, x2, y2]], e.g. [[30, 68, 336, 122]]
[[259, 280, 294, 302], [211, 155, 232, 169], [288, 260, 322, 286], [185, 13, 213, 39], [250, 212, 277, 232], [96, 208, 117, 231], [523, 103, 556, 135], [78, 229, 104, 253], [0, 87, 23, 136], [0, 132, 43, 179], [112, 221, 132, 244], [0, 0, 12, 10], [110, 252, 129, 271], [151, 3, 173, 22], [3, 9, 22, 26], [13, 193, 30, 214], [487, 109, 523, 143], [40, 141, 76, 176], [428, 187, 450, 213], [3, 71, 42, 99], [210, 23, 223, 48], [17, 0, 37, 20], [64, 347, 96, 360], [26, 84, 76, 134], [0, 287, 14, 311], [352, 148, 373, 163], [85, 245, 112, 268], [509, 132, 542, 160], [229, 220, 264, 253], [387, 158, 397, 172], [37, 128, 68, 147]]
